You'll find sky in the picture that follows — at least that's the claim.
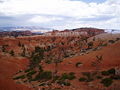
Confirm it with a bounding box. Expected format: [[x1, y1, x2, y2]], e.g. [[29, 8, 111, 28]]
[[0, 0, 120, 30]]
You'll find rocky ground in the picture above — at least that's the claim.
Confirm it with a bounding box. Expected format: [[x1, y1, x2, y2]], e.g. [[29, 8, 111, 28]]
[[0, 33, 120, 90]]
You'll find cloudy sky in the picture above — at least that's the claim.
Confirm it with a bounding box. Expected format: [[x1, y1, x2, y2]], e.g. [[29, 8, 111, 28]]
[[0, 0, 120, 29]]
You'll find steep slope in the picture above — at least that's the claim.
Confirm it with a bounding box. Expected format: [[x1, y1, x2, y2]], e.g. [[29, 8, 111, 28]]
[[44, 40, 120, 90], [0, 54, 33, 90]]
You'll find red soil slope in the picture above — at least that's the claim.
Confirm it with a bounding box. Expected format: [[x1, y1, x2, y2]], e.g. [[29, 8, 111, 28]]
[[45, 40, 120, 72], [0, 54, 33, 90], [0, 34, 120, 90], [44, 41, 120, 90]]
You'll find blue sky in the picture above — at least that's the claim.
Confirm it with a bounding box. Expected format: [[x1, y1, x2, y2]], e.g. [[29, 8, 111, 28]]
[[0, 0, 120, 30]]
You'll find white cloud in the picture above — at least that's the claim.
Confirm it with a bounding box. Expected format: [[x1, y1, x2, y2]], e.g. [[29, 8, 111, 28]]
[[29, 16, 63, 23], [0, 0, 120, 29]]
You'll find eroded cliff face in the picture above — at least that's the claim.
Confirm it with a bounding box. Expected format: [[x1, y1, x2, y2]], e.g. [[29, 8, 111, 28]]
[[0, 31, 32, 37], [45, 28, 105, 36]]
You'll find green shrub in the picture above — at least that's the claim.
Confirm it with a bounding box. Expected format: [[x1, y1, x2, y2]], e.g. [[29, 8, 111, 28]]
[[79, 77, 86, 82], [68, 72, 76, 80], [39, 82, 46, 86], [15, 70, 22, 74], [25, 68, 32, 73], [60, 72, 76, 80], [96, 76, 102, 79], [60, 73, 68, 80], [108, 68, 115, 75], [45, 60, 52, 64], [82, 72, 94, 82], [34, 71, 52, 81], [30, 46, 44, 68], [102, 43, 107, 46], [110, 75, 120, 80], [13, 75, 25, 80], [101, 71, 110, 76], [69, 72, 75, 75], [101, 68, 115, 76], [26, 70, 36, 77], [38, 65, 43, 72], [101, 78, 113, 87]]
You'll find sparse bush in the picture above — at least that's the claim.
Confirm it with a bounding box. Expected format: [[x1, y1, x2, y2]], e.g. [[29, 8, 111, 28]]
[[13, 75, 25, 80], [60, 72, 76, 80], [45, 60, 52, 64], [96, 76, 102, 79], [108, 40, 115, 44], [87, 42, 93, 49], [82, 72, 94, 82], [68, 72, 76, 80], [34, 71, 52, 81], [101, 71, 110, 76], [101, 78, 113, 87], [91, 55, 103, 75], [39, 82, 46, 86], [30, 46, 44, 68], [60, 73, 68, 80], [25, 68, 32, 73], [9, 50, 14, 56], [35, 46, 44, 54], [110, 75, 120, 80], [108, 68, 115, 75], [38, 65, 43, 72], [69, 72, 75, 75], [76, 62, 82, 67], [79, 77, 86, 82], [101, 68, 115, 76], [26, 70, 36, 77], [102, 43, 107, 46]]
